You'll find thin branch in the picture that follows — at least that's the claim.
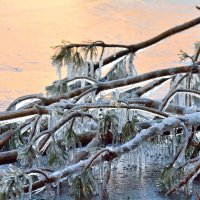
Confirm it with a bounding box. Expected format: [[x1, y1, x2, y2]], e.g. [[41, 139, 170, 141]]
[[6, 94, 44, 111], [73, 86, 98, 102], [85, 148, 110, 171], [0, 131, 97, 165], [194, 44, 200, 62], [93, 16, 200, 69], [0, 117, 35, 149], [20, 112, 200, 194], [25, 169, 51, 181], [55, 76, 99, 84], [28, 115, 41, 142], [166, 161, 200, 195], [160, 89, 200, 111], [1, 65, 199, 122], [53, 41, 129, 49], [171, 73, 189, 90], [72, 103, 169, 118], [33, 111, 95, 152], [166, 145, 184, 169], [134, 77, 171, 97]]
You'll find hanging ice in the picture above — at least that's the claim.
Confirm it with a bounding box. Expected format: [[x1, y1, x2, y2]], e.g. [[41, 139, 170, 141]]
[[84, 51, 89, 77], [90, 59, 94, 78], [53, 62, 62, 80], [127, 53, 137, 76], [64, 61, 74, 79], [122, 108, 127, 125], [99, 58, 103, 80], [128, 109, 133, 121], [28, 176, 33, 200], [118, 109, 123, 134]]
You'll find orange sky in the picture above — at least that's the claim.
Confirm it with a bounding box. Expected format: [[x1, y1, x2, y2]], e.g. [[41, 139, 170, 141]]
[[0, 0, 199, 110]]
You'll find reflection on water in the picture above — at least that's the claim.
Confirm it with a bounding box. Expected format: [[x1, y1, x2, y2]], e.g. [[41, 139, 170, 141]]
[[0, 0, 200, 110]]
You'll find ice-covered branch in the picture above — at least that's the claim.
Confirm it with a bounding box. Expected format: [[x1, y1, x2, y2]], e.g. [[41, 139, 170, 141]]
[[52, 16, 200, 71], [160, 89, 200, 111], [94, 15, 200, 69], [166, 161, 200, 195], [134, 77, 171, 97], [6, 94, 45, 111], [0, 117, 35, 149], [21, 112, 200, 194]]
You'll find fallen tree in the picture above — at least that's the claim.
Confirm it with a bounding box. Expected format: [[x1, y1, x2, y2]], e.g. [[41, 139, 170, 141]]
[[0, 9, 200, 199]]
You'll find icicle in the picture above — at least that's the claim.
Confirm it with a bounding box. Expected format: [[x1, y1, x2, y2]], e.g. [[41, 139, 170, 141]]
[[81, 79, 85, 88], [91, 91, 96, 103], [35, 117, 41, 135], [51, 109, 56, 129], [48, 115, 51, 130], [54, 62, 62, 80], [89, 59, 94, 78], [98, 58, 103, 80], [66, 61, 74, 79], [119, 58, 127, 78], [28, 176, 33, 200], [121, 108, 127, 125], [118, 109, 123, 135], [84, 52, 89, 77], [20, 190, 24, 200], [56, 180, 60, 200], [64, 59, 68, 79], [172, 130, 177, 157], [127, 53, 137, 76], [128, 109, 133, 121]]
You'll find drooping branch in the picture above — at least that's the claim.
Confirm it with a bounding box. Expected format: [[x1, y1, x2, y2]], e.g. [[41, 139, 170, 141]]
[[28, 115, 41, 142], [194, 44, 200, 62], [160, 89, 200, 111], [73, 86, 98, 102], [166, 161, 200, 195], [52, 16, 200, 71], [1, 65, 199, 122], [71, 103, 169, 118], [34, 111, 95, 153], [134, 77, 171, 97], [0, 131, 97, 165], [22, 112, 200, 193], [0, 117, 35, 149], [93, 15, 200, 69], [0, 107, 48, 122], [6, 94, 44, 111]]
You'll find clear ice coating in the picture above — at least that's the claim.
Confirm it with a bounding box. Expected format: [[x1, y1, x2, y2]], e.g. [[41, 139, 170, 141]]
[[98, 58, 103, 80], [118, 108, 123, 134], [89, 58, 94, 78], [54, 62, 62, 80]]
